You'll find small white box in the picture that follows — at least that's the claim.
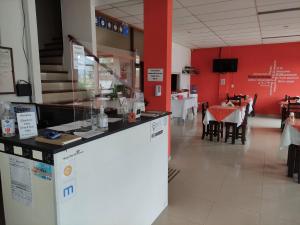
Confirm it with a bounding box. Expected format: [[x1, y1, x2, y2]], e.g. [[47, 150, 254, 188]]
[[13, 146, 23, 156], [0, 143, 4, 151], [32, 150, 43, 160]]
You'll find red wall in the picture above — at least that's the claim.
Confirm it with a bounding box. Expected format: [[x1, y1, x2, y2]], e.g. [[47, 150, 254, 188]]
[[191, 42, 300, 115]]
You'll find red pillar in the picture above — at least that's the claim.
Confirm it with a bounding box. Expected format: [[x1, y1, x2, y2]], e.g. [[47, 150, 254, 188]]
[[144, 0, 172, 112], [144, 0, 173, 156]]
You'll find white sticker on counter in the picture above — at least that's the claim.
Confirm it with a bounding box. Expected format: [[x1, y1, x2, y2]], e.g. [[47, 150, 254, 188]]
[[9, 156, 32, 206], [150, 119, 164, 141], [0, 143, 4, 151], [13, 146, 23, 156], [32, 150, 43, 161]]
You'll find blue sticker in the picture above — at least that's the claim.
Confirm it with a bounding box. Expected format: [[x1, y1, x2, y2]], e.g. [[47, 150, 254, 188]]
[[32, 162, 53, 181]]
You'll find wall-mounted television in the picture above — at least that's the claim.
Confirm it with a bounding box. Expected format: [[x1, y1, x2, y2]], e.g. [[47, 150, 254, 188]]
[[213, 58, 238, 73]]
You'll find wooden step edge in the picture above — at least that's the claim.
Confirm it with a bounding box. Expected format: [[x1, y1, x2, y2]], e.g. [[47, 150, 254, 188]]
[[39, 48, 63, 52], [40, 63, 63, 66], [42, 89, 88, 94], [41, 70, 68, 74], [45, 42, 63, 46], [41, 80, 78, 83], [40, 54, 63, 58]]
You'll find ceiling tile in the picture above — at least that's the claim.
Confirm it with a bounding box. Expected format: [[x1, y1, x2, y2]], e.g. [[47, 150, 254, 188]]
[[173, 8, 192, 17], [197, 8, 257, 22], [205, 16, 258, 27], [188, 0, 255, 15], [178, 0, 232, 7], [101, 8, 130, 18], [119, 16, 141, 24], [118, 3, 143, 15], [173, 16, 199, 25]]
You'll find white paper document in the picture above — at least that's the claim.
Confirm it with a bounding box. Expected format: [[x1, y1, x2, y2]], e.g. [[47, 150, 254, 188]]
[[49, 120, 91, 132], [74, 130, 104, 139], [9, 156, 32, 206]]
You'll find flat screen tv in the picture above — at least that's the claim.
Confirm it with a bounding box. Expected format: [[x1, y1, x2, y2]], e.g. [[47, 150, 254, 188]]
[[213, 58, 238, 73]]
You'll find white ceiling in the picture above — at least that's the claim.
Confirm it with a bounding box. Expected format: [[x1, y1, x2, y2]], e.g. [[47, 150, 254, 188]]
[[95, 0, 300, 49]]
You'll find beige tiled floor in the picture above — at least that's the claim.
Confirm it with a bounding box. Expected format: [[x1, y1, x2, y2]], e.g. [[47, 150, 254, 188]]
[[153, 116, 300, 225]]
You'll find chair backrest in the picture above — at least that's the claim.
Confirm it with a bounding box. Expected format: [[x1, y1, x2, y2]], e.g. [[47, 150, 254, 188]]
[[252, 94, 258, 108], [201, 102, 209, 121], [234, 94, 246, 100], [284, 95, 288, 101], [228, 96, 241, 106], [287, 102, 300, 118], [242, 103, 250, 126], [288, 96, 300, 101]]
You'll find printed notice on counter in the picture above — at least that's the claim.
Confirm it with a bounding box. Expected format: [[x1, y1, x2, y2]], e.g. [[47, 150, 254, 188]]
[[150, 118, 164, 141], [72, 44, 85, 70], [148, 68, 163, 82], [9, 156, 32, 206], [17, 112, 38, 140]]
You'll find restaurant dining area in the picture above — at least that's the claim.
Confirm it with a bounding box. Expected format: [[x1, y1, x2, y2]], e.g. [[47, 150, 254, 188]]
[[1, 0, 300, 225]]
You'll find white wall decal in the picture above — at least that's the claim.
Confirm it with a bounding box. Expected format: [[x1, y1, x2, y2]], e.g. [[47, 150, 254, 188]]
[[248, 60, 299, 96]]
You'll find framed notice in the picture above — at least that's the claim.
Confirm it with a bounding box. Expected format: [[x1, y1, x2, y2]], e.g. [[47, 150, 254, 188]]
[[148, 68, 163, 82], [0, 46, 15, 94]]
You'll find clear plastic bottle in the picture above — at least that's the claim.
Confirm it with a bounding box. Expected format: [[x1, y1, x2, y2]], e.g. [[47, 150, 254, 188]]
[[98, 105, 108, 131], [1, 103, 16, 137]]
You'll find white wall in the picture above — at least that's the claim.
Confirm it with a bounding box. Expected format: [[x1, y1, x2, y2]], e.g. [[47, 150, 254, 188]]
[[61, 0, 97, 74], [0, 0, 42, 103], [172, 42, 191, 90]]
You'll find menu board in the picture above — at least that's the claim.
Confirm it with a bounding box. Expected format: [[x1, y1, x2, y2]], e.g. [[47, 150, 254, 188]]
[[0, 46, 15, 94]]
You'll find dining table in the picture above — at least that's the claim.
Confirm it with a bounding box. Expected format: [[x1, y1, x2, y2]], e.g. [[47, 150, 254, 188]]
[[281, 118, 300, 148], [203, 105, 246, 126], [171, 97, 198, 120]]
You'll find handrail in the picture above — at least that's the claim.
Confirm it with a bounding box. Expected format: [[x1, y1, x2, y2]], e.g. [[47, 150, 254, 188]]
[[68, 35, 99, 63], [68, 34, 134, 95]]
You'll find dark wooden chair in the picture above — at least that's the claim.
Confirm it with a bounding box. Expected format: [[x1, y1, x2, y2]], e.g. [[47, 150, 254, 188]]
[[208, 120, 223, 142], [234, 94, 247, 100], [224, 122, 237, 144], [225, 104, 250, 145], [236, 104, 250, 144], [287, 144, 300, 183], [250, 93, 257, 117], [287, 100, 300, 119], [227, 96, 242, 106], [201, 102, 209, 139]]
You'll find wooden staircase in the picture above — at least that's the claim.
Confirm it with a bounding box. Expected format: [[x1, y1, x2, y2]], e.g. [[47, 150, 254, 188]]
[[40, 37, 88, 104]]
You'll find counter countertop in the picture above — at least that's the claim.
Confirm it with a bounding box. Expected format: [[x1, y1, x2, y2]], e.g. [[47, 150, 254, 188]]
[[0, 113, 170, 156]]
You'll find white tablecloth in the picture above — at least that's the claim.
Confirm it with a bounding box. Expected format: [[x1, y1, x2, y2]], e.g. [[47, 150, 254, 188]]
[[280, 122, 300, 148], [171, 97, 198, 120], [203, 106, 246, 127]]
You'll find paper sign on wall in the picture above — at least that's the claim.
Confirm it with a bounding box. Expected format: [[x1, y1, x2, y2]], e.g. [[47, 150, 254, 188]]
[[72, 44, 85, 70], [148, 68, 163, 82], [16, 112, 38, 140]]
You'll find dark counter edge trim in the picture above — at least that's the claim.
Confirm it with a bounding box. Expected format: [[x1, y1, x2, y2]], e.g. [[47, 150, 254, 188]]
[[0, 113, 171, 157]]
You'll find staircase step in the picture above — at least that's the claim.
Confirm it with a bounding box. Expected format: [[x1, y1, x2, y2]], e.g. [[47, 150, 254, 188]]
[[44, 43, 63, 50], [40, 64, 65, 71], [39, 49, 63, 57], [40, 56, 63, 64], [42, 82, 79, 91], [52, 36, 63, 41], [41, 72, 68, 81], [42, 90, 88, 104]]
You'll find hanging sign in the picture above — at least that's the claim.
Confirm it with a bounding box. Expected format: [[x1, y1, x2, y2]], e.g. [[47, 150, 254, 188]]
[[148, 68, 164, 82]]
